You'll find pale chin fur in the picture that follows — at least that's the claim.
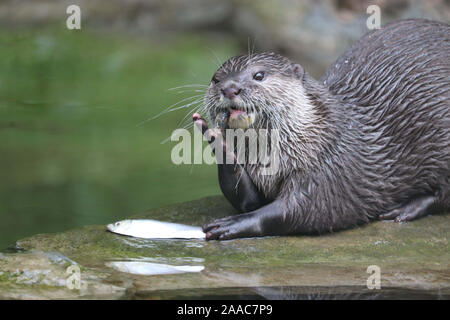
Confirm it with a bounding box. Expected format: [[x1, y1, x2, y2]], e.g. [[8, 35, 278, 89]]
[[206, 86, 321, 199], [274, 87, 328, 176], [251, 90, 320, 198]]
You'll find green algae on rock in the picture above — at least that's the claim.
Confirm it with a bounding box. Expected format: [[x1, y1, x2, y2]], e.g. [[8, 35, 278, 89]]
[[1, 196, 449, 299]]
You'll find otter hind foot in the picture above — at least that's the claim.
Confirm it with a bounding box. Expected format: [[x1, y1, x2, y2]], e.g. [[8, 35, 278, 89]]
[[379, 195, 435, 222]]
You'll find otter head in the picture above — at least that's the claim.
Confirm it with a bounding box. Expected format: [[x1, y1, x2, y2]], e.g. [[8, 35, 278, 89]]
[[205, 52, 308, 131]]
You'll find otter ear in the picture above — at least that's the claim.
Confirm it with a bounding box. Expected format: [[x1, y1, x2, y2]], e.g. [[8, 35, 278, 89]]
[[292, 64, 304, 79]]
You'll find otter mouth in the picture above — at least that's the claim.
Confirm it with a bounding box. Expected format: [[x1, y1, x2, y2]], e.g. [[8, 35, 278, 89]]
[[215, 107, 256, 130]]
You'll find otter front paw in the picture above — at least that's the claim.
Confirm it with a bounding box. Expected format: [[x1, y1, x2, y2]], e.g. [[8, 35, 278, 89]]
[[203, 213, 262, 241]]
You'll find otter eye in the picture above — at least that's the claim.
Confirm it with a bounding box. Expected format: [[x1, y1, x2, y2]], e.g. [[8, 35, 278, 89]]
[[211, 75, 220, 84], [253, 71, 265, 81]]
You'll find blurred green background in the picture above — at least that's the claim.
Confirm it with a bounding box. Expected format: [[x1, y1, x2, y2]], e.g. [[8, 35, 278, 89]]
[[0, 28, 238, 249], [0, 0, 447, 250]]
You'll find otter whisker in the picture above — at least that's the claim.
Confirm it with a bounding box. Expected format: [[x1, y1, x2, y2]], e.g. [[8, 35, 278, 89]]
[[173, 89, 207, 95], [141, 94, 204, 124], [205, 47, 224, 69], [168, 84, 208, 91]]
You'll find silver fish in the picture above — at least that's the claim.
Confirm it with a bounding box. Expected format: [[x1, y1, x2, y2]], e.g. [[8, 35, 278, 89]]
[[106, 261, 204, 275], [106, 219, 205, 239]]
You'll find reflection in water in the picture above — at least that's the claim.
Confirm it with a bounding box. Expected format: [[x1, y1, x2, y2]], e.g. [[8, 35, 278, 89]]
[[132, 286, 449, 300], [106, 260, 204, 276], [252, 286, 383, 300]]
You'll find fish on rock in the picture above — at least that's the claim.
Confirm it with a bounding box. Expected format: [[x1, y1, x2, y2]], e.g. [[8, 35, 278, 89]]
[[106, 219, 205, 239]]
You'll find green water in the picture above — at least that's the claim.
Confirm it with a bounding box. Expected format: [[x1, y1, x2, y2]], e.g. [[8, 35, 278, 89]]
[[0, 28, 238, 250]]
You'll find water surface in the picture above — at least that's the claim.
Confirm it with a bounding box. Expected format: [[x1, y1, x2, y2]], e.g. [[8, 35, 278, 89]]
[[0, 28, 238, 249]]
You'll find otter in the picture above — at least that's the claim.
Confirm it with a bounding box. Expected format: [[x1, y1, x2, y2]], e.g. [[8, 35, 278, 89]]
[[192, 19, 450, 240]]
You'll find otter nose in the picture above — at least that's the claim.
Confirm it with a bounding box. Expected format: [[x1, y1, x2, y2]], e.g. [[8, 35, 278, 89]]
[[221, 86, 241, 99]]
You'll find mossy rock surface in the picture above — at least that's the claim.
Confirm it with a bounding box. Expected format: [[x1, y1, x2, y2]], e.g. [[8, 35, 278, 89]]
[[1, 196, 449, 299]]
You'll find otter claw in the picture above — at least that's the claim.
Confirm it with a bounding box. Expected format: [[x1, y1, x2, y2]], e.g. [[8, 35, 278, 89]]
[[202, 213, 262, 241]]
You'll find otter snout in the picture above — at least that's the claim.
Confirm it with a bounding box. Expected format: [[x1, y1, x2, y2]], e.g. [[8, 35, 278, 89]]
[[221, 85, 242, 100]]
